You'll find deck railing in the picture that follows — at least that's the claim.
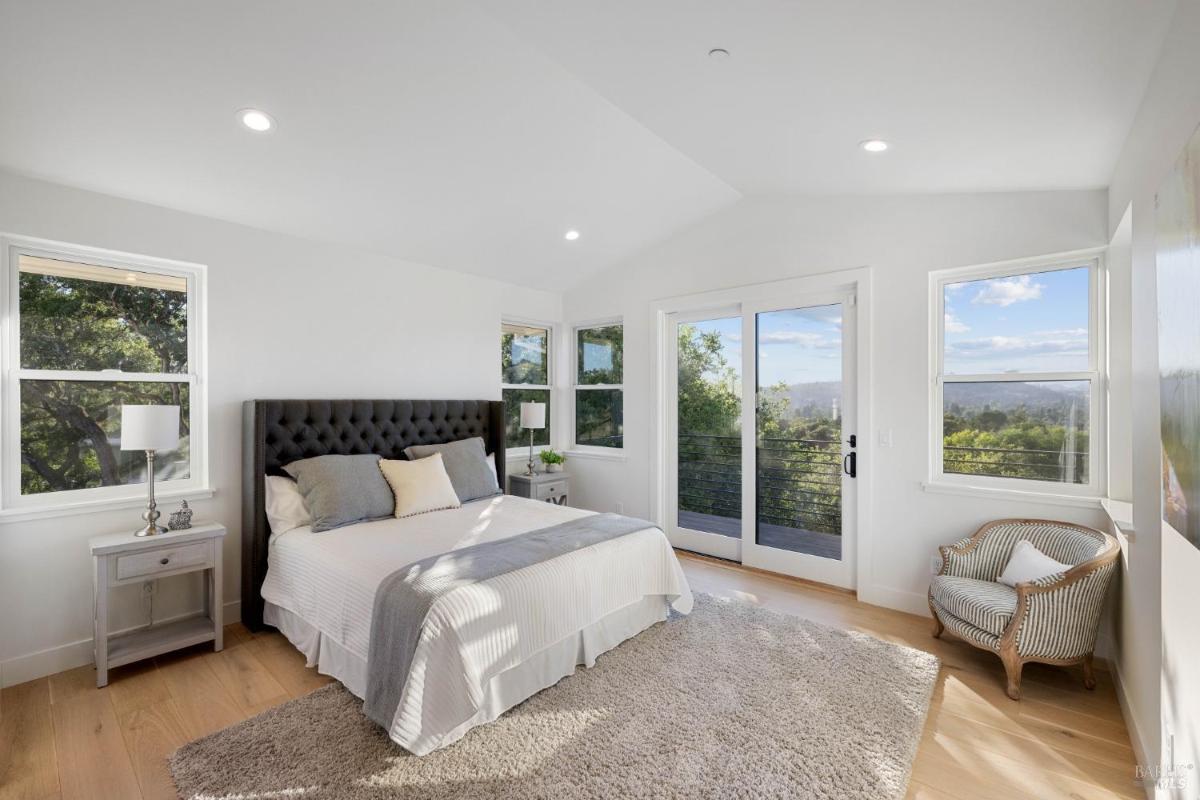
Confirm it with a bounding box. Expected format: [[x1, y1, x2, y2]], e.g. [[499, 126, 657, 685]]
[[677, 432, 843, 535], [943, 444, 1087, 483]]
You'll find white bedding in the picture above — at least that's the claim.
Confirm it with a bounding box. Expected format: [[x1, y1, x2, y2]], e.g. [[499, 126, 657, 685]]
[[260, 494, 693, 754]]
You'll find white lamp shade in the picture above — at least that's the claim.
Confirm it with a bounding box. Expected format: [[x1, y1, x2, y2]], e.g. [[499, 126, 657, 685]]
[[120, 405, 180, 451], [519, 401, 546, 429]]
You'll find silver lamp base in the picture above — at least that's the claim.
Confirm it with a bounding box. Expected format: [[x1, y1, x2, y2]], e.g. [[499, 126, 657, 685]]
[[134, 448, 165, 536]]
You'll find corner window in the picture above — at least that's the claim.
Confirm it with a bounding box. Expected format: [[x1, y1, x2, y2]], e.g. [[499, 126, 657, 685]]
[[1, 237, 207, 511], [501, 321, 551, 450], [574, 323, 623, 449], [934, 257, 1103, 492]]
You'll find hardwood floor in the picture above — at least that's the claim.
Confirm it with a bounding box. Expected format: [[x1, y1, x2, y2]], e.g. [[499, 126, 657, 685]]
[[0, 552, 1141, 800]]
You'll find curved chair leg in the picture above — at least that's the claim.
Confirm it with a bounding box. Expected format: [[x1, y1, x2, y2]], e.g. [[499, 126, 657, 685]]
[[928, 598, 944, 639], [1082, 653, 1097, 690], [1000, 648, 1023, 700]]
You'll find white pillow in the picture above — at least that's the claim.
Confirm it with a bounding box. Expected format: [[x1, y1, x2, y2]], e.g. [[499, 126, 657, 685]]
[[379, 452, 462, 518], [264, 475, 311, 535], [997, 540, 1071, 587]]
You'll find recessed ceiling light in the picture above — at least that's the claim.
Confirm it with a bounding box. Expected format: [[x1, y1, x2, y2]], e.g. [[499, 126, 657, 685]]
[[564, 230, 581, 241], [860, 139, 889, 153], [238, 109, 275, 133], [708, 48, 730, 60]]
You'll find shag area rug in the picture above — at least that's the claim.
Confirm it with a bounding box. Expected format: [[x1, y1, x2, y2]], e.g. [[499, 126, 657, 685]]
[[170, 593, 939, 799]]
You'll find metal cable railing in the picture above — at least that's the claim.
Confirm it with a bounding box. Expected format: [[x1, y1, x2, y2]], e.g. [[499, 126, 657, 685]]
[[677, 433, 842, 534]]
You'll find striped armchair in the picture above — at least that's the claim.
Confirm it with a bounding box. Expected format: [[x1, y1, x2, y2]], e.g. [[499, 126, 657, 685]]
[[928, 519, 1119, 700]]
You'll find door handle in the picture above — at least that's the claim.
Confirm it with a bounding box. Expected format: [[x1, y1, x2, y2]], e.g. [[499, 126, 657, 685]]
[[843, 451, 857, 478]]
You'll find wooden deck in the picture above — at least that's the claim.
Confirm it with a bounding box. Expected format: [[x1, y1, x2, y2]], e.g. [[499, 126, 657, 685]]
[[679, 510, 843, 559]]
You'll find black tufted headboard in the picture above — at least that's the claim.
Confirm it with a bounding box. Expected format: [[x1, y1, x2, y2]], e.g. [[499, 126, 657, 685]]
[[241, 399, 505, 630]]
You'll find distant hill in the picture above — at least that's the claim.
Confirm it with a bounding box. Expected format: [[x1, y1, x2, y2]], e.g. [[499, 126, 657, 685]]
[[943, 381, 1088, 413], [770, 380, 1088, 415]]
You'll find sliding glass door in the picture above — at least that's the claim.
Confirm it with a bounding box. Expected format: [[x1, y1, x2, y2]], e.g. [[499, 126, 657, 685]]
[[667, 309, 744, 560], [666, 291, 857, 588]]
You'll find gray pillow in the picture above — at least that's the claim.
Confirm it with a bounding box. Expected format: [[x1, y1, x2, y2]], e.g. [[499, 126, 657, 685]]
[[282, 454, 394, 532], [404, 437, 500, 503]]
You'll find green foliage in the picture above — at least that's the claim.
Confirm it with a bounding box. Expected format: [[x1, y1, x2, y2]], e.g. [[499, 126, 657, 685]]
[[576, 325, 623, 385], [502, 388, 550, 447], [676, 324, 740, 437], [18, 272, 190, 495], [539, 448, 566, 465], [943, 414, 1088, 483], [675, 324, 844, 537]]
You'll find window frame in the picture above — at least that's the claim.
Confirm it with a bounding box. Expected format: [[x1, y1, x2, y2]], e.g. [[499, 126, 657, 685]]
[[929, 250, 1106, 498], [571, 319, 624, 454], [500, 317, 554, 460], [0, 234, 209, 516]]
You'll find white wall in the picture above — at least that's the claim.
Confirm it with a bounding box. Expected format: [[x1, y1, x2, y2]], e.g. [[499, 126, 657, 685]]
[[0, 170, 560, 686], [1105, 0, 1200, 791], [562, 190, 1110, 615]]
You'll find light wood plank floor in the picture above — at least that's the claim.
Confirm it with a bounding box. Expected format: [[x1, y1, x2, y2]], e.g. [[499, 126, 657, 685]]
[[1, 552, 1142, 800]]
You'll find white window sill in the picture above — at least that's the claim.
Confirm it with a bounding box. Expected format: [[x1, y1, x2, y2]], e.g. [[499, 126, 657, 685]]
[[921, 481, 1103, 510], [0, 487, 215, 525], [563, 448, 627, 463], [1100, 497, 1136, 541]]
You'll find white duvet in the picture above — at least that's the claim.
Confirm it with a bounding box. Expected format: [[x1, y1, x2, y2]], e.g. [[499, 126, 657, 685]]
[[260, 495, 692, 753]]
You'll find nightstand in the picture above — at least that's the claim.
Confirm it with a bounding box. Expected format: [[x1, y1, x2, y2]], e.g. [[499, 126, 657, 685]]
[[509, 471, 570, 505], [89, 522, 226, 688]]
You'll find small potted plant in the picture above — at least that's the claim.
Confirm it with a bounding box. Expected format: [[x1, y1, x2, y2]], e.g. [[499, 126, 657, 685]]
[[539, 448, 566, 473]]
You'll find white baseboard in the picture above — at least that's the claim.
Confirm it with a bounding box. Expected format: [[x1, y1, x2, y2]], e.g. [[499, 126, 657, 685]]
[[857, 583, 932, 617], [0, 599, 241, 688], [1110, 656, 1159, 800]]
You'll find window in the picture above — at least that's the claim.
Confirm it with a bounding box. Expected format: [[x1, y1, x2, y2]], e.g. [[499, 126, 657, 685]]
[[574, 323, 623, 449], [501, 321, 551, 451], [1, 237, 206, 511], [934, 256, 1103, 493]]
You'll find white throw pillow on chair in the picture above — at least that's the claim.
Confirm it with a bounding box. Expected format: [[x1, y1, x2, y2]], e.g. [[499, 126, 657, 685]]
[[997, 539, 1071, 587]]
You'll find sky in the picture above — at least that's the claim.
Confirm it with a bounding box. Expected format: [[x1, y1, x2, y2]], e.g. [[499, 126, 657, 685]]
[[689, 304, 844, 388], [943, 265, 1090, 375]]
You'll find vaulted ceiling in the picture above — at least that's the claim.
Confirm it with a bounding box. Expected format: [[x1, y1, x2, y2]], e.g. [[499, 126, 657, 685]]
[[0, 1, 1176, 289]]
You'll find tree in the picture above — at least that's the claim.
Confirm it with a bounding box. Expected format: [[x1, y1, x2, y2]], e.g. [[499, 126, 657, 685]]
[[18, 270, 189, 495]]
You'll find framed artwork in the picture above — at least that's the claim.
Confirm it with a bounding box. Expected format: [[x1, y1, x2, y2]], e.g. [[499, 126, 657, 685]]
[[1156, 123, 1200, 551]]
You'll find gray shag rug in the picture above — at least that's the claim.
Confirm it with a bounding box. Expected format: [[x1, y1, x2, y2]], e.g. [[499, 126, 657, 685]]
[[170, 593, 939, 799]]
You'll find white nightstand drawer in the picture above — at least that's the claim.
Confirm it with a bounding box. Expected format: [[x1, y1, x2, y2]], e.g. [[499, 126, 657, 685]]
[[534, 480, 567, 501], [116, 541, 210, 581]]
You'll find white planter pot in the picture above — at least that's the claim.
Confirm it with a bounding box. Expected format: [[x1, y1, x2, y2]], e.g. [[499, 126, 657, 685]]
[[545, 463, 563, 473]]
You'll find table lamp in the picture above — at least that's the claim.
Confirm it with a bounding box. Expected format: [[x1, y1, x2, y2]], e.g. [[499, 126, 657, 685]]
[[120, 404, 180, 536], [519, 401, 546, 476]]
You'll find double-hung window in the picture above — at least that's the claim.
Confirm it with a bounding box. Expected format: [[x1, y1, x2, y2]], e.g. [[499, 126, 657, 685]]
[[933, 255, 1103, 494], [1, 236, 207, 513], [573, 323, 623, 449], [501, 321, 552, 452]]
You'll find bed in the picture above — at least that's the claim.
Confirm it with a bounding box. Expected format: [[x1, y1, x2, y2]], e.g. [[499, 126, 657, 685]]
[[242, 399, 692, 754]]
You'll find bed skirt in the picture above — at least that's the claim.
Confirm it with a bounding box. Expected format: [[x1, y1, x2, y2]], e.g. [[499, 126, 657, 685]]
[[263, 594, 673, 754]]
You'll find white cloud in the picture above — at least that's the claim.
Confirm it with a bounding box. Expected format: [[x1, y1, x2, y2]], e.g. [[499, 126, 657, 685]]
[[944, 311, 969, 333], [758, 331, 838, 348], [971, 275, 1044, 306], [945, 330, 1087, 359]]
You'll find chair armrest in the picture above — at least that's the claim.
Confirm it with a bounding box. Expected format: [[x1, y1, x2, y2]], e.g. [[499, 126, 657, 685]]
[[1004, 542, 1120, 660], [937, 536, 991, 580]]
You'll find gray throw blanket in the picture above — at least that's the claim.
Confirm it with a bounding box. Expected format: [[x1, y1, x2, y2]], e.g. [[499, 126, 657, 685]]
[[363, 512, 654, 730]]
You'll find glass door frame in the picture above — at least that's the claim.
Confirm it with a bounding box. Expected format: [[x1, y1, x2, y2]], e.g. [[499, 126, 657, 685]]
[[665, 304, 744, 562], [650, 269, 871, 592], [739, 290, 857, 589]]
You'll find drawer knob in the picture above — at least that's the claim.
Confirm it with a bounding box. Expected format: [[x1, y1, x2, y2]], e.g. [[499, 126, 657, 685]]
[[160, 557, 170, 565]]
